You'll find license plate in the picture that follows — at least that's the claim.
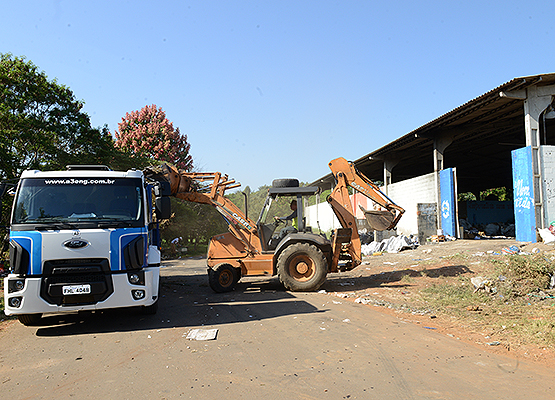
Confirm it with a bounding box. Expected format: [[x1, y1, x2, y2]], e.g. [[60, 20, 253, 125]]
[[62, 284, 91, 295]]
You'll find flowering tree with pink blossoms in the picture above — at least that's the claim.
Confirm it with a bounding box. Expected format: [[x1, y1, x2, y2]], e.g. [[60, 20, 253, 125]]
[[114, 105, 193, 171]]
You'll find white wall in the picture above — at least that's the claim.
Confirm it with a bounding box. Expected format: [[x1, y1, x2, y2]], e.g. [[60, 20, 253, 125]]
[[305, 200, 341, 233], [540, 145, 555, 227], [386, 172, 437, 236], [305, 172, 437, 235]]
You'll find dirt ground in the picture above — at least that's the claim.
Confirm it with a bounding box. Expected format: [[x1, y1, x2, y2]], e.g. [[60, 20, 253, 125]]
[[318, 237, 555, 368], [2, 240, 555, 398]]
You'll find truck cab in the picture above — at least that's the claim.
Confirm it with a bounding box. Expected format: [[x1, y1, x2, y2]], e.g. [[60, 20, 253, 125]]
[[3, 165, 170, 325]]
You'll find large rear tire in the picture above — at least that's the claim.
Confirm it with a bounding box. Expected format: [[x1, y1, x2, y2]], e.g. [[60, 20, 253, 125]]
[[272, 178, 299, 188], [277, 243, 327, 291], [208, 263, 239, 293]]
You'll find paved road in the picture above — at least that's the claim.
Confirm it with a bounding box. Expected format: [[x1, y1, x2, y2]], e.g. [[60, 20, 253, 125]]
[[1, 258, 554, 399]]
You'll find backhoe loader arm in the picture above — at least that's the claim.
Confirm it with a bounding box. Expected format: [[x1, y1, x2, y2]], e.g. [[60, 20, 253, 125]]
[[328, 157, 404, 230], [326, 157, 405, 268], [144, 164, 261, 254]]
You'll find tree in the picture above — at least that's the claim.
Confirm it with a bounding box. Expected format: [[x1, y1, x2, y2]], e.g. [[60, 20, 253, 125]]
[[0, 53, 116, 180], [114, 105, 193, 170]]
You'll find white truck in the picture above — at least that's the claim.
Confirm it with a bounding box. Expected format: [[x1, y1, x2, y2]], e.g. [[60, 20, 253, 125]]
[[3, 165, 171, 325]]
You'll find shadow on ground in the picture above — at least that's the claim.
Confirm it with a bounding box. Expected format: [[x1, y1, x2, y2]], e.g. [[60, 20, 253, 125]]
[[34, 271, 324, 337], [322, 264, 474, 292]]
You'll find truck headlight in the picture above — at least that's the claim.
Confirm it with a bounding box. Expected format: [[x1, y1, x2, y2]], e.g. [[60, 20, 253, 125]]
[[127, 271, 145, 285], [131, 289, 145, 300], [8, 297, 22, 308], [129, 273, 140, 284], [8, 279, 25, 293]]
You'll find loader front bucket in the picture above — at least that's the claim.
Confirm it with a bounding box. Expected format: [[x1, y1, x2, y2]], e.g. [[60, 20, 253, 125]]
[[360, 206, 395, 231]]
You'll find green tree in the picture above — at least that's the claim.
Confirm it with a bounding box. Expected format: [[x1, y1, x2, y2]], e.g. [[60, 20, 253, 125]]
[[0, 53, 116, 180], [114, 104, 193, 171], [0, 53, 124, 233]]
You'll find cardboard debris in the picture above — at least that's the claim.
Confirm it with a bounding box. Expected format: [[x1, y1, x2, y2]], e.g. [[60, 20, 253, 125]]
[[185, 328, 218, 341]]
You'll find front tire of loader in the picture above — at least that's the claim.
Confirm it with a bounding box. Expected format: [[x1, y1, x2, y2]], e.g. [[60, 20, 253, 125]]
[[277, 243, 328, 292], [208, 263, 239, 293]]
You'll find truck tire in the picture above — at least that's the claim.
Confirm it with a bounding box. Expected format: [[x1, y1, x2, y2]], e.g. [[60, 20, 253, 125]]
[[277, 243, 328, 291], [18, 314, 42, 326], [141, 280, 160, 315], [272, 178, 299, 188], [208, 263, 239, 293], [141, 298, 159, 315]]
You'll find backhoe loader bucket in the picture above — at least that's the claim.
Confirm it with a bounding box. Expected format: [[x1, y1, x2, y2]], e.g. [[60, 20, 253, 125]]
[[360, 206, 395, 231]]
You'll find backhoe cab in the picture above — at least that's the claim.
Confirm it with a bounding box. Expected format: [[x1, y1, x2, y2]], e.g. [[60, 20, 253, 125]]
[[146, 157, 404, 293], [257, 179, 321, 251]]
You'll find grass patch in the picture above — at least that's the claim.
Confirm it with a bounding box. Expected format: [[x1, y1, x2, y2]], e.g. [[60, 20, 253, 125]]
[[492, 254, 554, 297], [421, 281, 482, 315], [419, 255, 555, 348]]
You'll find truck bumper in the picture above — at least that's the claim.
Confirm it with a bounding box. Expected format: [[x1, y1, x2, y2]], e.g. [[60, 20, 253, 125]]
[[3, 268, 160, 316]]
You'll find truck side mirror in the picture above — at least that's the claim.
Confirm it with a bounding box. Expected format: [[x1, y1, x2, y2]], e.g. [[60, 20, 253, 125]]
[[155, 197, 172, 220], [154, 181, 171, 197]]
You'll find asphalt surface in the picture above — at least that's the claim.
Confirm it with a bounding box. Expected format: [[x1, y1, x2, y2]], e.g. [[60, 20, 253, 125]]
[[1, 257, 554, 399]]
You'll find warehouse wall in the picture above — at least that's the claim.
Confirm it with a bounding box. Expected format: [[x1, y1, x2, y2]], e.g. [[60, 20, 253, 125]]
[[540, 145, 555, 227], [305, 172, 437, 236], [386, 172, 437, 236]]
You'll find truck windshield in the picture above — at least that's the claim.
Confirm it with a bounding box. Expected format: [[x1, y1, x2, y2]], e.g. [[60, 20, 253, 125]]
[[12, 177, 144, 227]]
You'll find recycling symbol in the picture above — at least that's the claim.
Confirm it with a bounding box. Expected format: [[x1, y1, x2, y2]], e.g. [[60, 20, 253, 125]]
[[442, 200, 450, 219]]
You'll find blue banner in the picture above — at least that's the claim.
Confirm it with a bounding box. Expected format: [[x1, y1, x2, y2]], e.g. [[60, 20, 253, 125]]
[[512, 147, 536, 242], [440, 168, 456, 237]]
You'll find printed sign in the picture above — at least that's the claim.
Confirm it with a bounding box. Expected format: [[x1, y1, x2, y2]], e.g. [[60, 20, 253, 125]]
[[512, 147, 536, 242], [440, 168, 456, 236]]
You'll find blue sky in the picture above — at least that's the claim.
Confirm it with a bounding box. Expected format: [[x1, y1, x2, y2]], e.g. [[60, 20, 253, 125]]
[[2, 1, 554, 190]]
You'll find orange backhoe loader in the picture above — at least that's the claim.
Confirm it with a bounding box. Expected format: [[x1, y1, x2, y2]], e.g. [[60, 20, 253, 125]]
[[145, 157, 404, 292]]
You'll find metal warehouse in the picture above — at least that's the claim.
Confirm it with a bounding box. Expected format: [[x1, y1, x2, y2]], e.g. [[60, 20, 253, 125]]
[[310, 73, 555, 243]]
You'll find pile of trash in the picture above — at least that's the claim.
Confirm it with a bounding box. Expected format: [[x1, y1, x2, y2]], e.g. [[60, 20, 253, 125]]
[[361, 234, 419, 255], [459, 219, 515, 239], [538, 222, 555, 243]]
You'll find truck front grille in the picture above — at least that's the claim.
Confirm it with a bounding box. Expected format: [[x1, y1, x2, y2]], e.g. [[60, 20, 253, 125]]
[[40, 258, 114, 306]]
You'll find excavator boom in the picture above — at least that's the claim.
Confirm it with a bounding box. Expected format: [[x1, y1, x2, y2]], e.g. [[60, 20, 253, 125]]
[[328, 157, 404, 231], [327, 157, 404, 267]]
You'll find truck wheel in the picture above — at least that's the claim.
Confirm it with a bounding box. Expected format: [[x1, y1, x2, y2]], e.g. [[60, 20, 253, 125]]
[[141, 280, 160, 315], [277, 243, 328, 291], [141, 298, 159, 315], [208, 263, 239, 293], [18, 314, 42, 326]]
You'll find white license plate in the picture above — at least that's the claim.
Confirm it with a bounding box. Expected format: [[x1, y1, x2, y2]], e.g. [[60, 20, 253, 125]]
[[62, 284, 91, 295]]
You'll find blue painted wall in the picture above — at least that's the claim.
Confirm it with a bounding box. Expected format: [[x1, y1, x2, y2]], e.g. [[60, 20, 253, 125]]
[[511, 146, 536, 242]]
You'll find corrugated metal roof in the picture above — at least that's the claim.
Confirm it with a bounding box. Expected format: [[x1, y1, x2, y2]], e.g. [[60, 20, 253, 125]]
[[313, 73, 555, 193]]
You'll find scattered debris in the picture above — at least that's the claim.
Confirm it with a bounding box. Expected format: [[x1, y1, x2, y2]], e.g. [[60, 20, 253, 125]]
[[538, 228, 555, 244], [501, 245, 520, 255], [470, 276, 496, 293], [185, 328, 218, 341], [459, 219, 515, 239], [361, 235, 418, 255], [429, 235, 445, 242]]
